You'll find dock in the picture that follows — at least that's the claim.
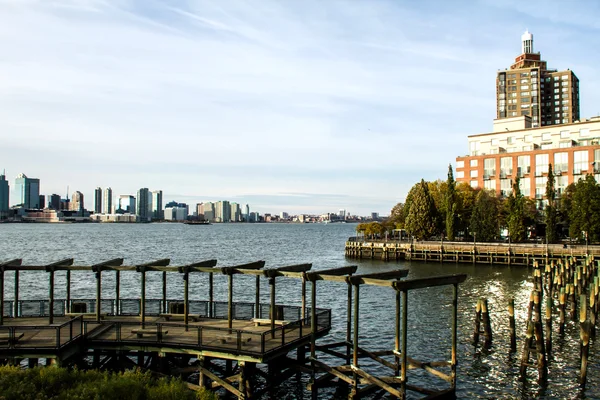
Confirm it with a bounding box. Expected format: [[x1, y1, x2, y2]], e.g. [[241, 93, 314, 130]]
[[345, 238, 600, 265], [0, 257, 466, 399]]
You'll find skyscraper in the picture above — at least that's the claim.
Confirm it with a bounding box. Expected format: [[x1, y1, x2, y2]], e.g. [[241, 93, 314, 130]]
[[103, 187, 113, 214], [136, 188, 152, 222], [70, 191, 84, 212], [231, 202, 241, 222], [14, 173, 40, 209], [496, 31, 579, 128], [215, 200, 230, 223], [94, 187, 103, 214], [0, 171, 9, 218], [117, 195, 136, 213], [151, 190, 163, 220], [203, 202, 215, 222], [47, 194, 61, 210]]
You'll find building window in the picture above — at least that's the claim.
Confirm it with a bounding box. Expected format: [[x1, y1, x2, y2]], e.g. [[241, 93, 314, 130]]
[[556, 175, 568, 197], [470, 159, 478, 167], [535, 154, 549, 176], [500, 179, 512, 196], [542, 132, 551, 141], [554, 152, 568, 174], [524, 134, 533, 143], [456, 161, 464, 168], [500, 157, 512, 178], [470, 180, 478, 188], [456, 171, 464, 179], [535, 177, 548, 199], [484, 180, 496, 192], [520, 178, 531, 197], [580, 128, 590, 137], [484, 158, 496, 179], [517, 155, 531, 176], [520, 85, 529, 90], [574, 150, 589, 174], [470, 170, 478, 178], [491, 139, 499, 146], [470, 141, 480, 155]]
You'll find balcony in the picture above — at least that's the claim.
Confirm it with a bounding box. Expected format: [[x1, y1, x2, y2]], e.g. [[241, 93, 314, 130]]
[[499, 169, 512, 179], [483, 169, 495, 180], [517, 166, 531, 177]]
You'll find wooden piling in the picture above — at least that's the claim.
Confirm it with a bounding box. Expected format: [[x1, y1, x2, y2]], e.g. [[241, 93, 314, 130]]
[[508, 298, 516, 352], [580, 294, 589, 387], [545, 296, 552, 355], [559, 288, 566, 335], [481, 299, 492, 348], [473, 299, 481, 346], [534, 321, 548, 383]]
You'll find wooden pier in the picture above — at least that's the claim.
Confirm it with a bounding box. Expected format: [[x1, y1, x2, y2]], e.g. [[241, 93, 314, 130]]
[[0, 257, 466, 399], [346, 238, 600, 266]]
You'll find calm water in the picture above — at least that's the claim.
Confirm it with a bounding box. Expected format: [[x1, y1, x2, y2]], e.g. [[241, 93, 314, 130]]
[[0, 223, 598, 399]]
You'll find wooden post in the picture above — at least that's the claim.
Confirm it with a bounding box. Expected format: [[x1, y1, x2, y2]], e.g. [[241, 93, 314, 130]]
[[115, 270, 120, 316], [184, 271, 189, 329], [255, 275, 260, 319], [209, 272, 214, 318], [508, 298, 516, 352], [401, 289, 408, 396], [545, 296, 552, 355], [198, 356, 205, 388], [473, 299, 481, 346], [352, 283, 360, 398], [238, 361, 247, 400], [580, 294, 589, 387], [95, 269, 102, 322], [310, 280, 317, 400], [162, 271, 167, 314], [66, 270, 71, 313], [346, 279, 352, 365], [269, 277, 276, 338], [481, 299, 492, 348], [0, 268, 4, 325], [140, 268, 146, 328], [228, 274, 233, 330], [559, 288, 566, 334], [519, 322, 534, 379], [301, 272, 306, 320], [14, 270, 19, 318], [451, 283, 458, 389], [48, 268, 55, 325], [395, 289, 400, 376]]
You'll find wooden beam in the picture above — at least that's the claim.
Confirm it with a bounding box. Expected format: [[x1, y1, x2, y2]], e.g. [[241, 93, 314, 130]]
[[392, 274, 467, 291], [350, 365, 403, 399], [274, 263, 312, 273], [0, 259, 22, 268], [220, 260, 266, 275], [200, 367, 244, 398], [347, 269, 408, 285], [312, 359, 355, 386], [92, 258, 124, 270], [135, 259, 171, 272], [306, 266, 358, 282]]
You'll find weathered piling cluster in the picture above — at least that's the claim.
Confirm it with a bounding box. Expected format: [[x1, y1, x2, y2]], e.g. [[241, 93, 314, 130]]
[[474, 256, 599, 388]]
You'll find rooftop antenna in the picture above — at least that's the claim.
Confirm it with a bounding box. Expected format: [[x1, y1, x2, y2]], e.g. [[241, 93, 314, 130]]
[[66, 185, 69, 200]]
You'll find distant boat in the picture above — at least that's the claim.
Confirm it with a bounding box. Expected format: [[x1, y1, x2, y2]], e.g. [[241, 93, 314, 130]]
[[184, 220, 212, 225]]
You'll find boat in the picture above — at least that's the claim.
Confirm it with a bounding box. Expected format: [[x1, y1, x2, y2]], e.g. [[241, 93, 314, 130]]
[[184, 220, 212, 225]]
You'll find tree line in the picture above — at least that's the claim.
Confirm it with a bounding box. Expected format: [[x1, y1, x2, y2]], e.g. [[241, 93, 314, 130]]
[[358, 164, 600, 244]]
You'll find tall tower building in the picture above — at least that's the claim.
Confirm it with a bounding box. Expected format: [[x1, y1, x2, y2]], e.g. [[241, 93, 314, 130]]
[[0, 171, 9, 217], [14, 173, 40, 209], [103, 187, 113, 214], [496, 31, 580, 128], [151, 190, 163, 220], [215, 200, 231, 222], [136, 188, 152, 222], [94, 187, 103, 214], [70, 191, 84, 212]]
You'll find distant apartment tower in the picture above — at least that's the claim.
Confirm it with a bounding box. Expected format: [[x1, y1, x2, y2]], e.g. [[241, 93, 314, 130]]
[[136, 188, 152, 222], [203, 202, 215, 222], [215, 200, 231, 222], [230, 203, 241, 222], [117, 195, 136, 213], [103, 187, 113, 214], [14, 173, 40, 208], [70, 191, 84, 212], [38, 195, 45, 209], [47, 194, 61, 210], [0, 171, 9, 218], [151, 190, 163, 220], [94, 187, 103, 214], [496, 31, 579, 128], [244, 204, 250, 222]]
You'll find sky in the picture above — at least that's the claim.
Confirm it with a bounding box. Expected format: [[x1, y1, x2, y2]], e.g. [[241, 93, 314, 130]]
[[2, 0, 600, 215]]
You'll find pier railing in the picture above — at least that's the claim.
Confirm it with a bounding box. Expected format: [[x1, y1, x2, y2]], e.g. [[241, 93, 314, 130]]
[[0, 316, 83, 349]]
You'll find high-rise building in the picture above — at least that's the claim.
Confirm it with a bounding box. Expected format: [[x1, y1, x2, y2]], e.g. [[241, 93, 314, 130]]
[[151, 190, 163, 220], [244, 204, 250, 222], [14, 173, 40, 209], [47, 194, 61, 210], [231, 202, 241, 222], [38, 195, 45, 209], [496, 31, 579, 128], [136, 188, 152, 222], [215, 200, 231, 222], [94, 187, 103, 214], [103, 187, 113, 214], [203, 202, 215, 222], [70, 191, 84, 212], [0, 171, 9, 218], [117, 195, 136, 213]]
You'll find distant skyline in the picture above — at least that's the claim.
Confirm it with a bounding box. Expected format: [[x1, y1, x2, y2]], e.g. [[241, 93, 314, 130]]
[[2, 1, 600, 214]]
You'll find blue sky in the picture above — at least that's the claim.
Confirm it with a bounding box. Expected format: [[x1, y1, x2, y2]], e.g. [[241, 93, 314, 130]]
[[2, 0, 600, 215]]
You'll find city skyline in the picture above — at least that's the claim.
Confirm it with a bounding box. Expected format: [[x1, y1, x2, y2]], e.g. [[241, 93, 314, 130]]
[[2, 1, 600, 214]]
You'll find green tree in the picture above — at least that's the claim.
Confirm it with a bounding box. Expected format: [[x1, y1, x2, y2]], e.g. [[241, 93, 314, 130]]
[[455, 183, 477, 238], [405, 179, 437, 240], [545, 163, 558, 243], [507, 177, 527, 242], [568, 174, 600, 242], [469, 189, 499, 242], [445, 164, 457, 240]]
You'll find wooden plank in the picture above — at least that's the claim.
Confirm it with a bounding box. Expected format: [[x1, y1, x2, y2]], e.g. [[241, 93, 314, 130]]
[[350, 365, 403, 398], [200, 367, 244, 398], [392, 274, 467, 291], [92, 258, 125, 270], [274, 263, 313, 273], [312, 359, 355, 385], [306, 266, 358, 282], [0, 259, 22, 268], [357, 346, 396, 370]]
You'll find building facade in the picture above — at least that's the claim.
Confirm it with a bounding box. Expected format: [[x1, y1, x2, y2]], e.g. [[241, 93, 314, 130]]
[[117, 195, 136, 214], [47, 194, 61, 210], [151, 190, 163, 220], [103, 188, 113, 214], [456, 116, 600, 202], [94, 187, 103, 214], [70, 191, 84, 212], [14, 173, 40, 209], [496, 31, 579, 128], [136, 188, 152, 222], [0, 172, 9, 217]]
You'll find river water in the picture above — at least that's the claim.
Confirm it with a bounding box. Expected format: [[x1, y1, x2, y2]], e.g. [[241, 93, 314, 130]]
[[0, 223, 597, 399]]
